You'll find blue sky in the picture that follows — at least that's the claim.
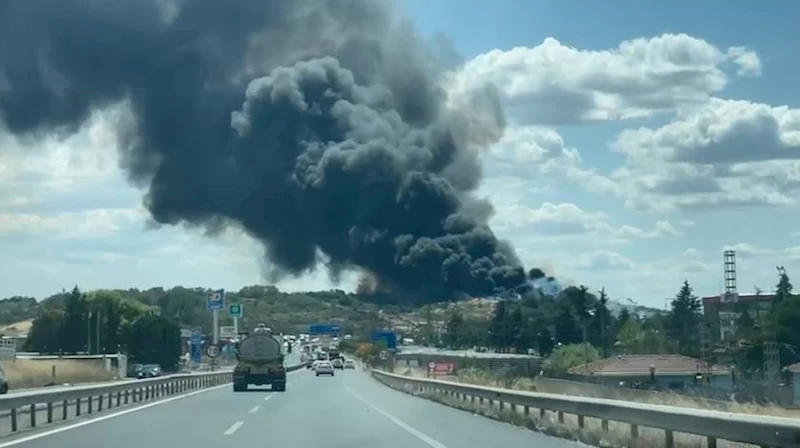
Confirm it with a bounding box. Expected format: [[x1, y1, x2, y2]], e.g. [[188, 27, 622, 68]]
[[2, 1, 799, 308]]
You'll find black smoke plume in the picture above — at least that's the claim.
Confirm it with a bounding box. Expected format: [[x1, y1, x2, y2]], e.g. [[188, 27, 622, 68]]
[[0, 0, 547, 300]]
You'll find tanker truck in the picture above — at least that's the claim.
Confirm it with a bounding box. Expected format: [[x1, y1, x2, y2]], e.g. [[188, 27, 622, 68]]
[[232, 323, 286, 392]]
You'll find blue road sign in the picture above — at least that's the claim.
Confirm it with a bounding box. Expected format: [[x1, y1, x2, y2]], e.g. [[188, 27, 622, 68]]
[[206, 289, 226, 311], [371, 330, 397, 350], [229, 303, 243, 318], [308, 324, 341, 335], [191, 327, 203, 363]]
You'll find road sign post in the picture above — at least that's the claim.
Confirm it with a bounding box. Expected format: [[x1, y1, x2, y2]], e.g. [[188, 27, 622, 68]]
[[229, 304, 243, 336], [207, 290, 226, 347]]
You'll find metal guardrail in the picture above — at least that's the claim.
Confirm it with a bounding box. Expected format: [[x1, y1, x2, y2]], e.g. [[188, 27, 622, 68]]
[[372, 370, 800, 448], [0, 363, 307, 434]]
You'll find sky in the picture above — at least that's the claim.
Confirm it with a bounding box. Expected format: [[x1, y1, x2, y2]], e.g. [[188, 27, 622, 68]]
[[2, 0, 800, 308]]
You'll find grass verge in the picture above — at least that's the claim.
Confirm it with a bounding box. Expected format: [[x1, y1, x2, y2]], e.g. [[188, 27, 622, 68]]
[[2, 360, 117, 389], [383, 368, 766, 448]]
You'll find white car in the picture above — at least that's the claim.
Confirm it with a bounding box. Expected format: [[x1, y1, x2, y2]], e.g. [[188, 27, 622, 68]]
[[315, 361, 335, 376], [344, 360, 355, 369]]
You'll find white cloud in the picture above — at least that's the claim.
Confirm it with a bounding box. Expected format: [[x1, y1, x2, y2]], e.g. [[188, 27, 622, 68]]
[[0, 107, 126, 197], [0, 207, 146, 238], [572, 250, 637, 271], [491, 201, 681, 243], [722, 243, 775, 259], [682, 248, 703, 258], [449, 33, 760, 125], [607, 98, 800, 211]]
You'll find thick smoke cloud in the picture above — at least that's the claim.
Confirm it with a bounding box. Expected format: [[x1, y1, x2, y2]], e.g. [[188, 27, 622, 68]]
[[0, 0, 548, 300]]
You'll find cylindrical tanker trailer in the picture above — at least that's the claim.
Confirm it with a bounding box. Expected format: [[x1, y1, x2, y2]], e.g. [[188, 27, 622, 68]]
[[232, 323, 286, 392]]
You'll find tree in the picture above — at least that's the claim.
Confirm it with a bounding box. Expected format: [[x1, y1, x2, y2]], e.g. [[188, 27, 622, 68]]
[[591, 287, 613, 357], [26, 310, 64, 353], [489, 300, 509, 351], [775, 266, 792, 304], [444, 309, 465, 349], [126, 313, 182, 370], [670, 280, 702, 356], [545, 343, 600, 375], [61, 286, 88, 353]]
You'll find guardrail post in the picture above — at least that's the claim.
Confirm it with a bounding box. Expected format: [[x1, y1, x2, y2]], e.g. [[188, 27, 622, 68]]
[[75, 398, 81, 416], [707, 437, 717, 448], [10, 408, 16, 432], [29, 404, 36, 427], [665, 429, 674, 448], [87, 395, 93, 413], [98, 394, 103, 411], [47, 402, 53, 423], [62, 400, 67, 420], [107, 392, 113, 408]]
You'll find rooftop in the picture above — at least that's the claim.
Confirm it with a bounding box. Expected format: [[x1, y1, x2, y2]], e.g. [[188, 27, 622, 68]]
[[568, 354, 730, 376], [702, 293, 774, 305]]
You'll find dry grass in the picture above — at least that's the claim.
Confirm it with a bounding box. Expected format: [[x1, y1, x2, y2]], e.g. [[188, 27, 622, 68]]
[[385, 368, 779, 448], [2, 360, 117, 389]]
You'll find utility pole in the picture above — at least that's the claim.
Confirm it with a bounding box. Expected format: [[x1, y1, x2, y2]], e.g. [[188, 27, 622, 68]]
[[87, 311, 92, 354], [96, 309, 102, 354], [583, 324, 589, 374]]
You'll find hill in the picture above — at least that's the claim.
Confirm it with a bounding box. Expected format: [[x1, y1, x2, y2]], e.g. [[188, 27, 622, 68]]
[[0, 286, 400, 339]]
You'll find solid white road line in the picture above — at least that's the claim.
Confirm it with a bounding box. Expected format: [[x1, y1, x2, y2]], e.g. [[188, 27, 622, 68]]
[[249, 405, 261, 413], [223, 421, 244, 435], [344, 383, 449, 448], [0, 383, 230, 448]]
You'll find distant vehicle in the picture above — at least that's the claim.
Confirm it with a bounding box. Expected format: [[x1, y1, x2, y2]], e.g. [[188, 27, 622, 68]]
[[332, 358, 343, 370], [232, 323, 287, 392], [315, 361, 334, 377], [344, 360, 355, 370], [127, 363, 145, 378], [138, 364, 161, 379]]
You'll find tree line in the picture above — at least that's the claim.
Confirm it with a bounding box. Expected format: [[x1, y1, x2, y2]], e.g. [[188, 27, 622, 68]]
[[26, 286, 182, 370], [427, 271, 800, 377]]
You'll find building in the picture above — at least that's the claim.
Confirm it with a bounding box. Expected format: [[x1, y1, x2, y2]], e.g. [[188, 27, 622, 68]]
[[568, 354, 733, 390], [702, 293, 773, 343], [787, 362, 800, 405]]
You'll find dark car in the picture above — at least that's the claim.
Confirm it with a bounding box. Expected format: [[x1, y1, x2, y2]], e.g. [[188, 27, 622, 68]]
[[138, 364, 162, 379]]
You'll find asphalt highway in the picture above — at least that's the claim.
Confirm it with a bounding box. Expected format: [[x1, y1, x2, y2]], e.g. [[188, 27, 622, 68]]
[[0, 366, 585, 448]]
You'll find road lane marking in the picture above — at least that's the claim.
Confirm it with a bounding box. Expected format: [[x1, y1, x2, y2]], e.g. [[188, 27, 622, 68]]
[[0, 368, 306, 447], [264, 396, 273, 402], [0, 382, 230, 448], [224, 421, 244, 435], [344, 383, 449, 448], [249, 405, 261, 413]]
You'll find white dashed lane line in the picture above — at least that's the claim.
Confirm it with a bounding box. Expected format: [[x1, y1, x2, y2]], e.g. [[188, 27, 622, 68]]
[[249, 405, 261, 413], [224, 421, 244, 435]]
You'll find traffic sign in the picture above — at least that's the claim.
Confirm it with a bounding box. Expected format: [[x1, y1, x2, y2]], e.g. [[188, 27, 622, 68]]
[[229, 303, 243, 318], [190, 327, 203, 364], [205, 344, 221, 358], [371, 330, 397, 349], [428, 362, 435, 369], [308, 324, 341, 335], [206, 289, 226, 311], [379, 350, 390, 360]]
